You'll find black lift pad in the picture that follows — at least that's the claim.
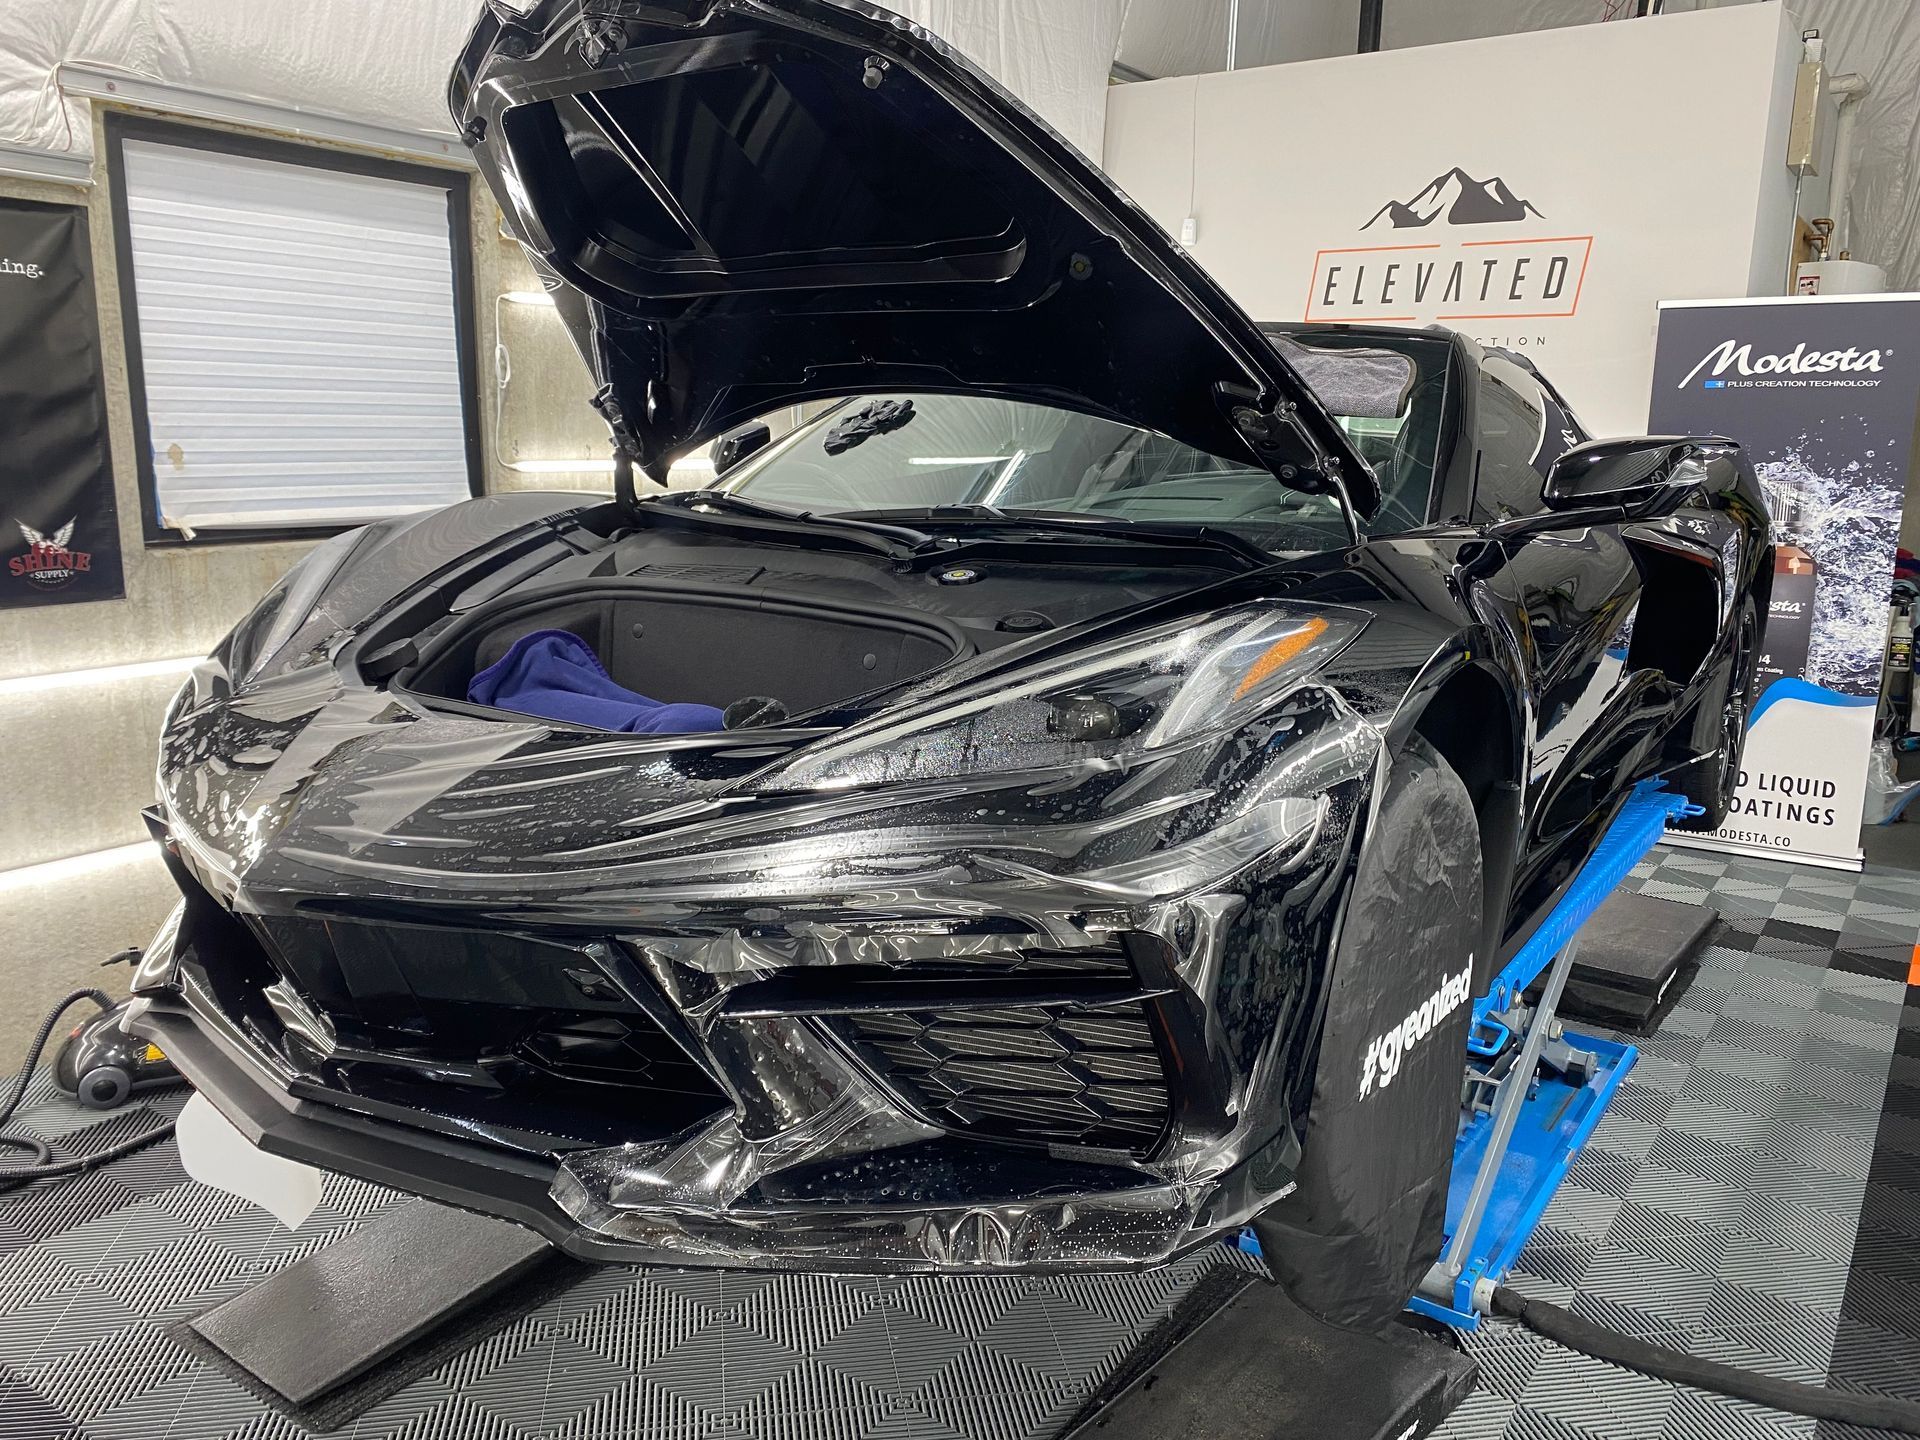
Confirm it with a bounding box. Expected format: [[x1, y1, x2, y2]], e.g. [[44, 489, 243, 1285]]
[[1530, 889, 1718, 1035], [186, 1199, 581, 1426], [1065, 1275, 1478, 1440]]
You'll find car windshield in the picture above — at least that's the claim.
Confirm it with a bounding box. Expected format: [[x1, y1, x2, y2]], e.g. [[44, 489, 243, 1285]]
[[720, 335, 1446, 554], [1264, 326, 1453, 535], [720, 393, 1353, 554]]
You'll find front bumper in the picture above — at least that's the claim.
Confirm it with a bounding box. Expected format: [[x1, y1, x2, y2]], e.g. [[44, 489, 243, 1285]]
[[133, 976, 1290, 1272], [139, 639, 1384, 1271], [127, 768, 1359, 1272]]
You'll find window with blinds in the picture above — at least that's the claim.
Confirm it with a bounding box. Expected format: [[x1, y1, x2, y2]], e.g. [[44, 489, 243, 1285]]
[[109, 117, 479, 541]]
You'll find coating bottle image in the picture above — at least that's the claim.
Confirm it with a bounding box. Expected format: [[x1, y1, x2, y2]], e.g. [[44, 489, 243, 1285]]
[[1760, 477, 1817, 687]]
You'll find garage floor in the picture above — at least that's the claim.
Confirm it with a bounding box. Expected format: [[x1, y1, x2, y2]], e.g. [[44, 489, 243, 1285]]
[[1438, 845, 1920, 1440], [1, 844, 1916, 1440], [1860, 819, 1920, 875], [0, 1093, 1265, 1440]]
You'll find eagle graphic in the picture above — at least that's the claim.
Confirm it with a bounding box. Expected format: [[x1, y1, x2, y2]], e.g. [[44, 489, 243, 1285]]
[[19, 518, 76, 551]]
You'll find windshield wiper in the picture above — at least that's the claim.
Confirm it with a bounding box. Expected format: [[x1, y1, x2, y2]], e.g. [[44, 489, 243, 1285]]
[[852, 505, 1275, 568], [642, 490, 940, 559]]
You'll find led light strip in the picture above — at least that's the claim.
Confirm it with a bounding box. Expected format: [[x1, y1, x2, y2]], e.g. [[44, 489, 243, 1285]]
[[0, 141, 90, 187], [0, 842, 158, 893], [0, 655, 201, 699]]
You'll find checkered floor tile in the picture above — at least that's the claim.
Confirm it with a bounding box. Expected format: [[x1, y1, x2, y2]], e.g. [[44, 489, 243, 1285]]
[[0, 1077, 1259, 1440], [2, 844, 1915, 1440], [1435, 844, 1920, 1440]]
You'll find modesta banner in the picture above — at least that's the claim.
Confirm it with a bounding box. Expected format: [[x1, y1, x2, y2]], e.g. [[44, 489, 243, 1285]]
[[0, 197, 123, 609], [1650, 294, 1920, 869]]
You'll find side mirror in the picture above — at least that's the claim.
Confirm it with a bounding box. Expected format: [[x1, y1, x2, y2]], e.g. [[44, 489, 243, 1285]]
[[711, 421, 772, 474], [1541, 436, 1729, 512]]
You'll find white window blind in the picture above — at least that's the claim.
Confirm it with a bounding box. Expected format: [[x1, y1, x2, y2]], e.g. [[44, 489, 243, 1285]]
[[118, 137, 475, 533]]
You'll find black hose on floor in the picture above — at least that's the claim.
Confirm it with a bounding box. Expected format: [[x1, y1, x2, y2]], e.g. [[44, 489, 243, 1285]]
[[1490, 1285, 1920, 1435], [0, 988, 179, 1194]]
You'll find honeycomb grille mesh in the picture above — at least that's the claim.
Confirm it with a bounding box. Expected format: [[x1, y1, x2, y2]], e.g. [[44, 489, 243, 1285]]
[[843, 1000, 1171, 1153]]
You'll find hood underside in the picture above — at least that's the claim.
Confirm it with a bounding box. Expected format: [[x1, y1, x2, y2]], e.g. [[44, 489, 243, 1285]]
[[450, 0, 1378, 514]]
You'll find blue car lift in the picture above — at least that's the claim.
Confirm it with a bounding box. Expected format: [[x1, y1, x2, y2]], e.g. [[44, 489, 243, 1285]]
[[1241, 779, 1700, 1330]]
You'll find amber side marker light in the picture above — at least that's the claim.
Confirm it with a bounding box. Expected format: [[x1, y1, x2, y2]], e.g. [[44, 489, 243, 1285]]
[[1233, 617, 1331, 700]]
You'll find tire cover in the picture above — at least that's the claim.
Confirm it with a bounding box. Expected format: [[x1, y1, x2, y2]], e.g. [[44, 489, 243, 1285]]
[[1253, 735, 1483, 1331]]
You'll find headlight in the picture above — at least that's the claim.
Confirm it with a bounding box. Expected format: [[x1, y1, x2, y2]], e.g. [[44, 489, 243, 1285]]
[[761, 603, 1366, 793]]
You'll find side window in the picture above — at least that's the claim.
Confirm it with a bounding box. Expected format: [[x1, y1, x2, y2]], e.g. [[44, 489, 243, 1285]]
[[1471, 361, 1549, 522]]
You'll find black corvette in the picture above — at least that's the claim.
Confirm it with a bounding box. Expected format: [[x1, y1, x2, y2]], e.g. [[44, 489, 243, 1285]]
[[127, 0, 1769, 1325]]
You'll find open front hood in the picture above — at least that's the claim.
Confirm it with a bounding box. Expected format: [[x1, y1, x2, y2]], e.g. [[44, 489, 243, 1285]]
[[450, 0, 1379, 515]]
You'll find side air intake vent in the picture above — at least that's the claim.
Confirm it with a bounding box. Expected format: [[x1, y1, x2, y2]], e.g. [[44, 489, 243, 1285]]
[[841, 999, 1171, 1155]]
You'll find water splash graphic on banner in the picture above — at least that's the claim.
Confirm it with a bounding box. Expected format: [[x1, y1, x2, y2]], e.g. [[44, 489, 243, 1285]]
[[1758, 418, 1903, 698]]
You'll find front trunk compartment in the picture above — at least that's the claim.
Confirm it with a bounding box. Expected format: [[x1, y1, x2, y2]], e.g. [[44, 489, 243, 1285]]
[[369, 510, 1247, 731], [400, 576, 972, 723]]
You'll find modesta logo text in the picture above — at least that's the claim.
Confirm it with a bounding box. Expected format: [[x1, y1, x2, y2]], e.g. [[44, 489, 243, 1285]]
[[1359, 963, 1472, 1099], [1681, 339, 1888, 391]]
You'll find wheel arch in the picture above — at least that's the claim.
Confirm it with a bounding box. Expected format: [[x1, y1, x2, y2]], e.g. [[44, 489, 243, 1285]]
[[1385, 652, 1527, 991]]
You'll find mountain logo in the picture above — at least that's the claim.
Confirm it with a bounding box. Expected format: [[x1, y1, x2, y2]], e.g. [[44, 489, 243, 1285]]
[[1309, 166, 1588, 323], [1363, 167, 1546, 229]]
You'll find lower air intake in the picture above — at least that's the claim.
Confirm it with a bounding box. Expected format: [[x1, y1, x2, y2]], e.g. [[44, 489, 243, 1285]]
[[842, 1001, 1171, 1154]]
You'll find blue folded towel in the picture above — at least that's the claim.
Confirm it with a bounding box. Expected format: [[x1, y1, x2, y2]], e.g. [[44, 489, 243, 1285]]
[[467, 629, 726, 734]]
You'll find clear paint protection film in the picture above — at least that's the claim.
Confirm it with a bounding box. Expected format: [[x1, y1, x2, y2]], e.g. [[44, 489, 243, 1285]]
[[149, 596, 1396, 1271]]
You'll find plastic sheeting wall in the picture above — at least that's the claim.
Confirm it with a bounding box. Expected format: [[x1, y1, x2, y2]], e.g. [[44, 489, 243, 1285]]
[[897, 1, 1128, 157], [0, 0, 480, 154], [1117, 0, 1359, 77], [0, 0, 1127, 166]]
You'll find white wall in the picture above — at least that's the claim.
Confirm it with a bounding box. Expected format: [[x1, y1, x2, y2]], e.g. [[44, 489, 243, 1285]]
[[1104, 3, 1803, 436], [1377, 0, 1920, 293]]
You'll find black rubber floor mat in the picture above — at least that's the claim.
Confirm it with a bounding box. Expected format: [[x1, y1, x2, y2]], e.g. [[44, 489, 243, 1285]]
[[180, 1200, 590, 1433], [1064, 1276, 1477, 1439], [1529, 890, 1718, 1034]]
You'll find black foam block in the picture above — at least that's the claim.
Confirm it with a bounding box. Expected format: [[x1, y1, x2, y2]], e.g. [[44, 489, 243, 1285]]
[[1064, 1275, 1477, 1440], [188, 1200, 558, 1410], [1534, 889, 1719, 1034]]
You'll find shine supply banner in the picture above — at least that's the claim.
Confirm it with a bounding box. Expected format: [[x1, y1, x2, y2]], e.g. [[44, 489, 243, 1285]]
[[1649, 293, 1920, 869], [0, 197, 123, 609]]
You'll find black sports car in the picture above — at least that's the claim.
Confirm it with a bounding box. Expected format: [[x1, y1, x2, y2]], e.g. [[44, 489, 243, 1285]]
[[127, 0, 1769, 1326]]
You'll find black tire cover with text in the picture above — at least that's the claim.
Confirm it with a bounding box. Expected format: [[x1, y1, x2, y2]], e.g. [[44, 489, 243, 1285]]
[[1253, 735, 1483, 1331]]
